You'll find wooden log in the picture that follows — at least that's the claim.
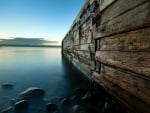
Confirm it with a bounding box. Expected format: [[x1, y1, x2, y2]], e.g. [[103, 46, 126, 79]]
[[95, 51, 150, 77], [100, 27, 150, 51], [95, 1, 150, 39], [101, 0, 147, 24], [102, 65, 150, 104], [92, 72, 150, 113]]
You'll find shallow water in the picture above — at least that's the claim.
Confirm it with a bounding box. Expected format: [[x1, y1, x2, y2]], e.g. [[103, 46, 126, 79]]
[[0, 46, 91, 112]]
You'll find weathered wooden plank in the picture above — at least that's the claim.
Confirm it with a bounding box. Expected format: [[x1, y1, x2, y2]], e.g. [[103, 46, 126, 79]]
[[95, 51, 150, 77], [71, 52, 95, 69], [95, 1, 150, 39], [99, 0, 116, 12], [63, 48, 94, 62], [79, 27, 92, 44], [101, 0, 147, 24], [92, 72, 150, 113], [73, 45, 79, 50], [102, 65, 150, 104], [73, 39, 79, 45], [78, 55, 91, 65], [100, 27, 150, 51], [79, 43, 95, 52], [80, 33, 92, 44], [72, 57, 92, 80], [64, 54, 72, 62], [95, 61, 101, 73], [63, 45, 73, 51], [77, 51, 91, 59], [73, 44, 95, 52]]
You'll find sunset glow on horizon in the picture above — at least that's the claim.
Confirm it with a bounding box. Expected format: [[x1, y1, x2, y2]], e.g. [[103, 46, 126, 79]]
[[0, 0, 85, 42]]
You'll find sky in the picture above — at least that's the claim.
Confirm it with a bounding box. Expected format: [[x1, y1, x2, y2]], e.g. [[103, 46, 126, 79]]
[[0, 0, 85, 42]]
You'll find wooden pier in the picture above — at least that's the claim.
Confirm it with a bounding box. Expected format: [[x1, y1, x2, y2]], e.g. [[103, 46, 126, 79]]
[[62, 0, 150, 113]]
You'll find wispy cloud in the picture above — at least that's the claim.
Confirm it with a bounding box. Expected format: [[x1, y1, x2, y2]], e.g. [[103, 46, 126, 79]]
[[0, 37, 61, 46]]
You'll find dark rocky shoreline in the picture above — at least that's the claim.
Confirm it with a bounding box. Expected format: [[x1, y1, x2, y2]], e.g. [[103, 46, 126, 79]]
[[1, 83, 127, 113]]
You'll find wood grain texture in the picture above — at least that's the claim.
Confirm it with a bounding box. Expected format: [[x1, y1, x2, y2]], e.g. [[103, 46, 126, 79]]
[[79, 43, 95, 52], [95, 51, 150, 77], [63, 1, 150, 112], [92, 71, 150, 113], [73, 43, 95, 52], [102, 65, 150, 104], [101, 0, 147, 24], [77, 51, 91, 59], [72, 57, 92, 80], [99, 0, 116, 12], [95, 1, 150, 39], [100, 27, 150, 51]]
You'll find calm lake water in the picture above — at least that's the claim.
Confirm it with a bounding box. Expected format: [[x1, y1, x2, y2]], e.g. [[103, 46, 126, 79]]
[[0, 46, 91, 112]]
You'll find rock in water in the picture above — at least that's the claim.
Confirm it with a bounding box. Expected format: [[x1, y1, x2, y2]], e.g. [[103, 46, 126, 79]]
[[1, 106, 13, 113], [74, 88, 85, 96], [1, 83, 14, 88], [72, 105, 80, 111], [72, 105, 86, 113], [53, 111, 59, 113], [14, 100, 29, 112], [104, 101, 112, 111], [46, 103, 58, 112], [70, 95, 81, 104], [81, 92, 91, 103], [60, 98, 70, 105], [19, 87, 45, 98]]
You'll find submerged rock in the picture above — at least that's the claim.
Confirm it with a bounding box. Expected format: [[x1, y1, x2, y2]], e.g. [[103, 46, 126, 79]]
[[14, 100, 29, 112], [102, 101, 113, 112], [1, 83, 14, 88], [81, 92, 91, 103], [53, 111, 59, 113], [19, 87, 45, 98], [1, 106, 13, 113], [70, 95, 81, 104], [74, 88, 86, 96], [46, 103, 58, 112], [72, 105, 86, 113], [60, 98, 70, 105], [72, 105, 80, 112]]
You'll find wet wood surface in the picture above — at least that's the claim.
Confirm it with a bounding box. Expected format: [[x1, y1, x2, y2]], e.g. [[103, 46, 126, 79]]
[[62, 0, 150, 113], [92, 71, 150, 113], [95, 51, 150, 77], [99, 27, 150, 51], [100, 0, 147, 24], [95, 1, 150, 39]]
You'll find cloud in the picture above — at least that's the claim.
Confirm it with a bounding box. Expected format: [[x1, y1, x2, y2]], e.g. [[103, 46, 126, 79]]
[[0, 37, 61, 46]]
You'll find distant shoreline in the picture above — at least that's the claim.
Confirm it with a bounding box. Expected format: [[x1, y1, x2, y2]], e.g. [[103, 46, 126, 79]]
[[0, 44, 61, 48]]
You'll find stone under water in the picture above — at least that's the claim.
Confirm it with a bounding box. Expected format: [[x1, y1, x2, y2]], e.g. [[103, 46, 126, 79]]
[[19, 87, 45, 98], [1, 83, 14, 88], [1, 106, 13, 113], [46, 103, 58, 112], [14, 100, 29, 112]]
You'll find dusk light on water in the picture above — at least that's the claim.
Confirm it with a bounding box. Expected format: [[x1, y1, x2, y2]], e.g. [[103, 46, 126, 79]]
[[0, 0, 149, 113]]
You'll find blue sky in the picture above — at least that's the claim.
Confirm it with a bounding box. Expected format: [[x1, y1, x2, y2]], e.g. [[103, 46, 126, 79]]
[[0, 0, 85, 42]]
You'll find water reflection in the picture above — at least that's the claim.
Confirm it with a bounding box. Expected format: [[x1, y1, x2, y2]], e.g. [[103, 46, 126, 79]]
[[61, 55, 92, 91], [0, 47, 91, 112]]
